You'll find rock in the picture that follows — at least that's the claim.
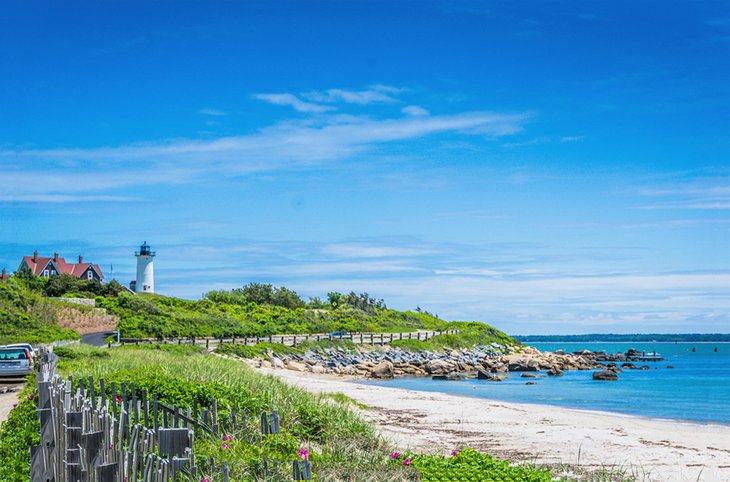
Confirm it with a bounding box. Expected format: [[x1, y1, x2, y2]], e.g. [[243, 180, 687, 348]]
[[310, 365, 326, 374], [371, 360, 394, 379], [271, 357, 285, 369], [547, 367, 564, 377], [432, 375, 448, 380], [260, 360, 272, 369], [639, 365, 651, 370], [507, 357, 539, 372], [286, 361, 308, 372], [426, 359, 455, 375], [477, 369, 493, 380], [525, 381, 537, 385], [666, 365, 674, 369], [554, 349, 565, 355], [520, 373, 538, 378], [593, 370, 618, 381], [481, 373, 508, 382], [621, 363, 638, 369]]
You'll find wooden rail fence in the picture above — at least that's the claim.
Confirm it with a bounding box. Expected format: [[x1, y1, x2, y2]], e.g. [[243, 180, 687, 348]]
[[119, 329, 459, 349], [31, 350, 312, 482]]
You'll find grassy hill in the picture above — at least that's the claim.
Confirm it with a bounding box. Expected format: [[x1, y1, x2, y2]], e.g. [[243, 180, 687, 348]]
[[1, 277, 517, 350], [0, 277, 79, 344]]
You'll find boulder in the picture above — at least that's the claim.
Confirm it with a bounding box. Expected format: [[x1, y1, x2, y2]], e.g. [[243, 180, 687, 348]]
[[547, 367, 564, 377], [592, 370, 618, 381], [666, 365, 674, 369], [432, 375, 448, 381], [639, 365, 651, 370], [286, 361, 308, 372], [507, 357, 539, 372], [271, 357, 285, 369], [525, 381, 538, 385], [426, 359, 455, 375], [371, 360, 394, 379], [310, 365, 326, 374], [520, 373, 538, 378]]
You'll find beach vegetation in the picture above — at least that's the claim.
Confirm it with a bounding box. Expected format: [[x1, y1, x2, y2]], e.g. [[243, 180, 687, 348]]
[[0, 277, 80, 344]]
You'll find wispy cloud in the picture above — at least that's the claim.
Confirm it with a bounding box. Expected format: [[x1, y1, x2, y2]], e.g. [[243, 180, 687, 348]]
[[302, 85, 402, 105], [253, 93, 334, 113], [0, 108, 529, 202], [401, 105, 430, 117], [199, 108, 226, 116], [637, 177, 730, 210]]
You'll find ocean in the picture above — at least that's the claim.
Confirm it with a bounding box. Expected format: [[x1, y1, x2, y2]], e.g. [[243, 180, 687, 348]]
[[362, 342, 730, 424]]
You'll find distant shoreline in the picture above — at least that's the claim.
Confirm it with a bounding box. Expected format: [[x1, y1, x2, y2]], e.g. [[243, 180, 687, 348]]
[[517, 334, 730, 343]]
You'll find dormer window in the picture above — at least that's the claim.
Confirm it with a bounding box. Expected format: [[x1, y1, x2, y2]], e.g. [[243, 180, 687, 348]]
[[87, 270, 93, 280], [43, 270, 49, 277]]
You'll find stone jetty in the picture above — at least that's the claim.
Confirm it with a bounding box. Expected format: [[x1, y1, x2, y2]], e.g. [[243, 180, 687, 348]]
[[233, 343, 658, 381]]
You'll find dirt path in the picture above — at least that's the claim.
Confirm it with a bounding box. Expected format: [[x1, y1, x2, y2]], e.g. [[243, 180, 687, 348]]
[[0, 384, 23, 424]]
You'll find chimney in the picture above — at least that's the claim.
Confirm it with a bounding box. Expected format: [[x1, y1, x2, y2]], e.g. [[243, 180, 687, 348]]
[[54, 252, 59, 261], [78, 255, 83, 264], [33, 250, 38, 262], [1, 268, 5, 278]]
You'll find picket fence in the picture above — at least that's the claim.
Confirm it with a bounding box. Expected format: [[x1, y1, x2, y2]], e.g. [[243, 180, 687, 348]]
[[31, 350, 312, 482]]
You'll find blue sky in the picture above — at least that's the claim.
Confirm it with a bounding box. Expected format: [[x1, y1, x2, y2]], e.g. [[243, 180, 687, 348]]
[[1, 1, 729, 334]]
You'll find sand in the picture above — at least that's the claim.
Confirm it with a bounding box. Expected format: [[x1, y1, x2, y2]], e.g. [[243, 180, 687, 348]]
[[0, 384, 22, 424], [259, 368, 730, 482]]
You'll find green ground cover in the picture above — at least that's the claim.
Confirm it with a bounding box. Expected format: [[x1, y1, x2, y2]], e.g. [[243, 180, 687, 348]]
[[390, 321, 517, 352], [0, 277, 80, 344]]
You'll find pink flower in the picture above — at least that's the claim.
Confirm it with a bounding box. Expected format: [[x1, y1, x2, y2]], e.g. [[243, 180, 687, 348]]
[[115, 395, 122, 404], [451, 449, 461, 457], [199, 379, 205, 383], [297, 448, 309, 460], [222, 435, 233, 441], [220, 443, 230, 449], [402, 458, 412, 466], [201, 479, 211, 482], [123, 478, 128, 482], [109, 443, 115, 449], [249, 386, 257, 391], [27, 392, 36, 401], [390, 452, 401, 459], [12, 403, 17, 408]]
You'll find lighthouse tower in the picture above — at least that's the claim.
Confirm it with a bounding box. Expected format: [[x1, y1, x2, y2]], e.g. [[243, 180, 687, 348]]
[[135, 242, 155, 293]]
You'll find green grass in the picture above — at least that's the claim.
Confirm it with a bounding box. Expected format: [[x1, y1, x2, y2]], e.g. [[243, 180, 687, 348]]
[[0, 379, 38, 481], [390, 322, 517, 352], [393, 448, 553, 482], [0, 277, 80, 344], [321, 392, 369, 410], [56, 345, 385, 479], [101, 291, 453, 339]]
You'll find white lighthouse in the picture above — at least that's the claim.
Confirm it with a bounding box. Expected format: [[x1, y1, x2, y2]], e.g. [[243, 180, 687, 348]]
[[134, 241, 155, 294]]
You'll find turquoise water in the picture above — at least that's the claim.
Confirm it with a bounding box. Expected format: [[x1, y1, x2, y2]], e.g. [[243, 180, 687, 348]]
[[363, 342, 730, 424]]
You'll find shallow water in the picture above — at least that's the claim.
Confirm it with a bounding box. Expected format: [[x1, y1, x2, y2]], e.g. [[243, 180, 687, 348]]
[[363, 342, 730, 424]]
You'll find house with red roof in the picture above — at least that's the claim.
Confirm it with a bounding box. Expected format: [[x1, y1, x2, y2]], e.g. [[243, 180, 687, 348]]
[[18, 251, 104, 282]]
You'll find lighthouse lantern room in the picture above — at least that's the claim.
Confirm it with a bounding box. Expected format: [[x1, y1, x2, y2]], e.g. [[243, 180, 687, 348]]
[[134, 241, 155, 293]]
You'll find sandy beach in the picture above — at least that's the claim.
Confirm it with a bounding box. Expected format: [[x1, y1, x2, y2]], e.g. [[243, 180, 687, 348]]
[[259, 368, 730, 482]]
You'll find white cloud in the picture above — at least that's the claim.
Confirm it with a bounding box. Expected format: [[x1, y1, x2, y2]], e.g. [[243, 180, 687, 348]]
[[303, 85, 402, 105], [0, 110, 529, 202], [253, 93, 333, 113], [401, 105, 430, 117]]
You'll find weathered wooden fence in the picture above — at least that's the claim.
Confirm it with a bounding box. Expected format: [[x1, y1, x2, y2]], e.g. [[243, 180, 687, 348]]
[[31, 350, 312, 482], [119, 329, 459, 349]]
